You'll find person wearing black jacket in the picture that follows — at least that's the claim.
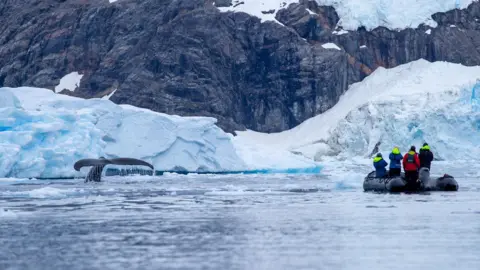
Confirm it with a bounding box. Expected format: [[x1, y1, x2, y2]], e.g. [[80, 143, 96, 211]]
[[419, 143, 434, 170]]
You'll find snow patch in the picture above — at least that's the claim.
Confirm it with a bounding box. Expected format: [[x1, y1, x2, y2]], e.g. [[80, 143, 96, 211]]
[[218, 0, 300, 24], [425, 29, 432, 34], [322, 43, 342, 50], [55, 72, 83, 93], [333, 29, 349, 35], [360, 45, 367, 49]]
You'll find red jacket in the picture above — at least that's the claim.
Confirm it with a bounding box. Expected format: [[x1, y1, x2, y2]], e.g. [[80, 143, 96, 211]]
[[403, 151, 420, 171]]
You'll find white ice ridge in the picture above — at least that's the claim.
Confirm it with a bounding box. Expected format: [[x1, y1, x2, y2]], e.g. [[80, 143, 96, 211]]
[[217, 0, 477, 30], [236, 59, 480, 162]]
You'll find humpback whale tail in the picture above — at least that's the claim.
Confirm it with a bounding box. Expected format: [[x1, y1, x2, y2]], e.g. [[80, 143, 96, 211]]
[[74, 157, 154, 182]]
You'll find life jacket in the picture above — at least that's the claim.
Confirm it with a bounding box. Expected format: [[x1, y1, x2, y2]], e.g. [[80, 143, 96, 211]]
[[419, 145, 433, 169], [406, 153, 415, 163], [373, 156, 387, 177], [403, 150, 420, 171]]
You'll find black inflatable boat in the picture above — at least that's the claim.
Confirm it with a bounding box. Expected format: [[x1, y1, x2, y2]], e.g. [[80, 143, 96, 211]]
[[363, 168, 459, 192]]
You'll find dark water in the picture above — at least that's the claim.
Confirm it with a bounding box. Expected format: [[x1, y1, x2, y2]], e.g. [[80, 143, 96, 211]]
[[1, 170, 479, 270]]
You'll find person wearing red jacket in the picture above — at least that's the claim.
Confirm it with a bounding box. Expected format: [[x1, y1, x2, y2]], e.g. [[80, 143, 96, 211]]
[[403, 145, 421, 190]]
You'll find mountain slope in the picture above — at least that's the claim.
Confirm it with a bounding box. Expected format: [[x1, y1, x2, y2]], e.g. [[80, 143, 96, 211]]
[[1, 0, 479, 133], [0, 0, 347, 133]]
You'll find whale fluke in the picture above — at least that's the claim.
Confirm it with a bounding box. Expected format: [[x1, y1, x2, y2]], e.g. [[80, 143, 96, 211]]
[[74, 157, 154, 182], [108, 158, 154, 170], [74, 158, 112, 171]]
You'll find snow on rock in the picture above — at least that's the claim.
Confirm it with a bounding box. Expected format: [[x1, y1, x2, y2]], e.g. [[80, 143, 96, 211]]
[[425, 29, 432, 34], [236, 60, 480, 162], [54, 72, 83, 93], [218, 0, 300, 24], [0, 87, 246, 178], [218, 0, 477, 30], [333, 29, 349, 35], [315, 0, 476, 30], [360, 45, 367, 49], [322, 43, 342, 50]]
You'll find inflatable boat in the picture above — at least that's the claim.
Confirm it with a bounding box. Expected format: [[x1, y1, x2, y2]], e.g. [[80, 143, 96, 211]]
[[363, 168, 458, 192]]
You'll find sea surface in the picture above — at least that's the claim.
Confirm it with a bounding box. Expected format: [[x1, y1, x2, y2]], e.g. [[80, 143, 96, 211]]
[[1, 164, 479, 270]]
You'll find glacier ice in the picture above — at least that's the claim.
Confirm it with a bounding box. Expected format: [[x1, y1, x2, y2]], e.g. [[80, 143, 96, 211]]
[[0, 87, 319, 178], [236, 60, 480, 162], [217, 0, 476, 30], [325, 83, 480, 161]]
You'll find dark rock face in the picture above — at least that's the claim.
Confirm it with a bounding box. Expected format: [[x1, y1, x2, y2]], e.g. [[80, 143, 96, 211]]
[[0, 0, 347, 133], [276, 0, 480, 84], [1, 0, 479, 133]]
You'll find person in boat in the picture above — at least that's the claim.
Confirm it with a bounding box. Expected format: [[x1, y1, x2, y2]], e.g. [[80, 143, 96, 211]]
[[403, 145, 421, 189], [388, 146, 402, 177], [419, 143, 434, 170], [373, 153, 388, 177]]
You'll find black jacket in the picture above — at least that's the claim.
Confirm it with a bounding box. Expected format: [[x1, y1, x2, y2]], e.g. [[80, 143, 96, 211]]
[[419, 149, 434, 169]]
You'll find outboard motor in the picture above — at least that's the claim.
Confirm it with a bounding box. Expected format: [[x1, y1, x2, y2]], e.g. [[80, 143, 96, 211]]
[[418, 167, 431, 187]]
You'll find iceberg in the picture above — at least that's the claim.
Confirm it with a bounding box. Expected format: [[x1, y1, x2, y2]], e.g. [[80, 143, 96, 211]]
[[0, 87, 247, 178], [236, 60, 480, 162], [0, 87, 319, 178]]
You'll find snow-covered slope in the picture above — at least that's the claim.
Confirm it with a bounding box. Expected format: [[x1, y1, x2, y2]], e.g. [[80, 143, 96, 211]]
[[0, 87, 318, 178], [236, 60, 480, 162], [218, 0, 476, 30]]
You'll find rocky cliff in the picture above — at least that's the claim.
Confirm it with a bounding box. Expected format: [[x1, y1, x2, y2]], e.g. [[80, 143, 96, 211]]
[[0, 0, 348, 133], [1, 0, 479, 133], [276, 0, 480, 84]]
